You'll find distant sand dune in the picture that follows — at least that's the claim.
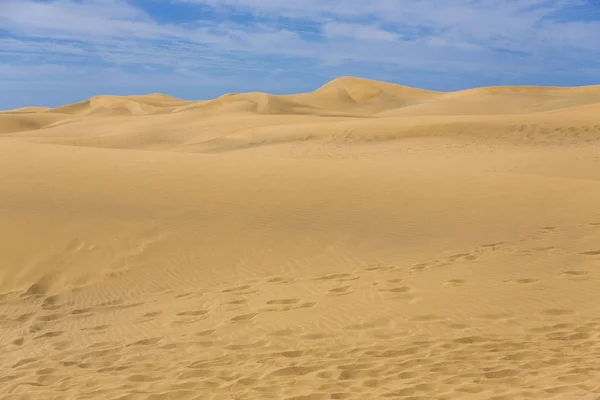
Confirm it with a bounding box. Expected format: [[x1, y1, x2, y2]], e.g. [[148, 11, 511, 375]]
[[0, 113, 68, 134], [2, 77, 600, 399]]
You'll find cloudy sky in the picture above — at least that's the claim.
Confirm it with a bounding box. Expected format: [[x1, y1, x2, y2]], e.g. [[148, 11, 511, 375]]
[[1, 0, 599, 109]]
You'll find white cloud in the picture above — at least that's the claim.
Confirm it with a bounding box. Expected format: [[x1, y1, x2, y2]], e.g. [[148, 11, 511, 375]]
[[2, 0, 598, 66], [322, 22, 399, 41], [173, 0, 600, 53]]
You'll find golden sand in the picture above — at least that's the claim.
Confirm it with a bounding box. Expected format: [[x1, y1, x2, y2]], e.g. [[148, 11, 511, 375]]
[[1, 77, 600, 399]]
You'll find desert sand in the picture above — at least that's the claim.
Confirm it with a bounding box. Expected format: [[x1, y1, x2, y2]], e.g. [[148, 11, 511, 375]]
[[1, 76, 600, 399]]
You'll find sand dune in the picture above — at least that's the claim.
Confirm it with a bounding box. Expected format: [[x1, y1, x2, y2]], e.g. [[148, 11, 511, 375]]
[[0, 113, 68, 134], [2, 77, 600, 399]]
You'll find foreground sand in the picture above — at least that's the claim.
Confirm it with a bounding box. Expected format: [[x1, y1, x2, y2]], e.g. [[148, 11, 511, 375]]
[[1, 77, 600, 399]]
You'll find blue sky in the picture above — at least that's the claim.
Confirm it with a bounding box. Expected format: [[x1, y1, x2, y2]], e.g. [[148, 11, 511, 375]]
[[1, 0, 599, 109]]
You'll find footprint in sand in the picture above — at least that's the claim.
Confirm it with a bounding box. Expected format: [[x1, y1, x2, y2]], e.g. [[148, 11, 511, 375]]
[[314, 273, 359, 282], [36, 313, 66, 323], [476, 313, 514, 321], [266, 276, 297, 284], [34, 330, 65, 340], [363, 266, 396, 273], [81, 325, 110, 334], [261, 298, 299, 312], [480, 242, 503, 250], [543, 309, 575, 316], [267, 298, 300, 305], [230, 313, 258, 323], [443, 279, 467, 286], [221, 285, 257, 295], [413, 314, 447, 322], [177, 310, 209, 317], [328, 285, 354, 296], [379, 286, 411, 293], [172, 310, 210, 325], [580, 250, 600, 256], [127, 337, 163, 347], [142, 311, 162, 318], [13, 313, 35, 323], [71, 308, 93, 316], [560, 270, 588, 277], [262, 298, 318, 312], [41, 295, 64, 310], [503, 278, 539, 284], [174, 292, 195, 299], [387, 278, 404, 284], [448, 253, 479, 262], [410, 263, 429, 272]]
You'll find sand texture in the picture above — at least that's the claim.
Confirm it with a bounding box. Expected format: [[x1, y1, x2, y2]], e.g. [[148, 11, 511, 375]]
[[2, 77, 600, 399]]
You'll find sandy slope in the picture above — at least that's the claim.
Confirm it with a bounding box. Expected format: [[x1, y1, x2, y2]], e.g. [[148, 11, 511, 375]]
[[1, 77, 600, 399]]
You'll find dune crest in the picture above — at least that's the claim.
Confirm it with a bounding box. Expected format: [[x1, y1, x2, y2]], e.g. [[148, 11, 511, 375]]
[[1, 76, 598, 146], [2, 76, 600, 399]]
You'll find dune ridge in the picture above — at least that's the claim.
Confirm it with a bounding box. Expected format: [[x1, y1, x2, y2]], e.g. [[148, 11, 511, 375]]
[[1, 76, 598, 152], [2, 76, 600, 399]]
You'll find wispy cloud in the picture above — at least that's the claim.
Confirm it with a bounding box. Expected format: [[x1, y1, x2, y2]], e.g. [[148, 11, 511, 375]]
[[0, 0, 599, 109]]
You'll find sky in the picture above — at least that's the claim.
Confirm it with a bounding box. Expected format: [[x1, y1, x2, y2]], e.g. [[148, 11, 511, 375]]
[[1, 0, 599, 109]]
